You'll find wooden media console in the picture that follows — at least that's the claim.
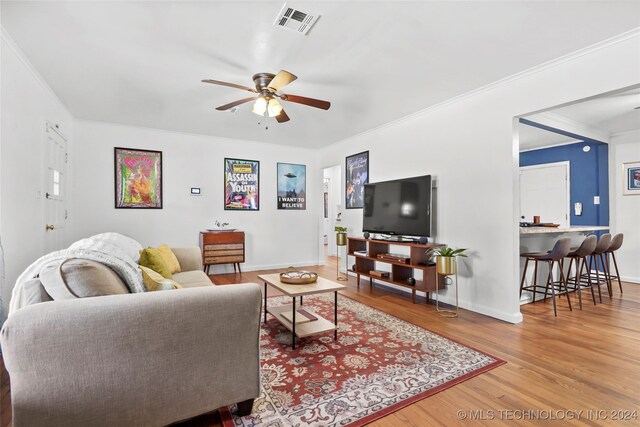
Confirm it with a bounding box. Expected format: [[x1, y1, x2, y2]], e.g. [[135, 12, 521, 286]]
[[347, 237, 445, 303]]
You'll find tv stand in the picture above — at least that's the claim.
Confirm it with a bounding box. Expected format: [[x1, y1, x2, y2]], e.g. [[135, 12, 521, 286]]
[[347, 237, 445, 304]]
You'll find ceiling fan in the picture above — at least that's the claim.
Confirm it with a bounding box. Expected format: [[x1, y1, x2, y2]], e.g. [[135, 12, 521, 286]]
[[202, 70, 330, 123]]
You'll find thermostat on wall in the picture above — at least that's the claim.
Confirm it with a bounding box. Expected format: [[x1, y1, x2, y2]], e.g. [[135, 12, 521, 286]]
[[191, 187, 201, 196]]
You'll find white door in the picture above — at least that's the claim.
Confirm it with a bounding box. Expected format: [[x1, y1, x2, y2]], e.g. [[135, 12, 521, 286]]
[[43, 122, 68, 253], [520, 162, 570, 227]]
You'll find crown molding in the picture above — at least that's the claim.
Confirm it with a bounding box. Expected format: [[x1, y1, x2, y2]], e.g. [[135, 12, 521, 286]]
[[527, 111, 611, 143], [610, 128, 640, 139], [519, 139, 583, 153], [73, 117, 317, 152], [1, 26, 71, 115]]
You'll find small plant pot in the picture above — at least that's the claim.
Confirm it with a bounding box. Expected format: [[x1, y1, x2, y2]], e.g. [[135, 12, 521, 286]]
[[336, 232, 347, 246], [436, 256, 457, 275]]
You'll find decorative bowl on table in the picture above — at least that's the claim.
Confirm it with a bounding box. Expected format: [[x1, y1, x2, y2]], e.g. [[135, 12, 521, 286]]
[[280, 267, 318, 284]]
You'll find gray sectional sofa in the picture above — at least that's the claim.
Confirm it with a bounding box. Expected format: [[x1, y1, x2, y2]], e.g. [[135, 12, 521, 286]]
[[1, 242, 262, 427]]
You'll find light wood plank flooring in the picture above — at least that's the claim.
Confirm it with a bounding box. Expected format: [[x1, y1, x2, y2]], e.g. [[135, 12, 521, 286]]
[[2, 258, 638, 426]]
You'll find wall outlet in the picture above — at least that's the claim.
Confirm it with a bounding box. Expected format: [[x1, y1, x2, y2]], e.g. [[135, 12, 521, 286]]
[[594, 196, 600, 205]]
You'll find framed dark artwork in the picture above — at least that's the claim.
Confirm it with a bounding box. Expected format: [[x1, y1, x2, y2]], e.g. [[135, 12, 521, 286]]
[[114, 147, 162, 209], [224, 158, 260, 210], [324, 192, 329, 218], [277, 163, 306, 210], [345, 151, 369, 209], [623, 161, 640, 196]]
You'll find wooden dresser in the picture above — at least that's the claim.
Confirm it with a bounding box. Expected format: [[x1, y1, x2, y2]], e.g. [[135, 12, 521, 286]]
[[199, 231, 245, 274]]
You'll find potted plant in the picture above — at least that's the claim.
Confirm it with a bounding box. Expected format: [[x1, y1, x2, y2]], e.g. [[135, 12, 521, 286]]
[[335, 226, 347, 246], [430, 247, 468, 275]]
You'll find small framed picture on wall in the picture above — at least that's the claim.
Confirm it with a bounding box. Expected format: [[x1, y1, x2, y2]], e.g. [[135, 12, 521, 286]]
[[345, 151, 369, 209], [623, 161, 640, 196], [114, 147, 162, 209]]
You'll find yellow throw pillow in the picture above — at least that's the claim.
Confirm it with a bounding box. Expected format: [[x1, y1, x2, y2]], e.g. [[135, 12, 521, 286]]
[[157, 244, 181, 274], [140, 266, 182, 291], [139, 247, 172, 279]]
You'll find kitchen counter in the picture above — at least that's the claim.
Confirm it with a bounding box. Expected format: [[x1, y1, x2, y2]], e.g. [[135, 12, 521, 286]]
[[519, 225, 609, 235]]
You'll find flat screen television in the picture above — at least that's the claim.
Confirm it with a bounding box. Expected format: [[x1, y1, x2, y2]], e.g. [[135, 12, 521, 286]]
[[363, 174, 432, 238]]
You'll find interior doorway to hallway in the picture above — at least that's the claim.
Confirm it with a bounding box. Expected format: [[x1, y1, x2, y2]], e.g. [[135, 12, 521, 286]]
[[321, 165, 342, 265]]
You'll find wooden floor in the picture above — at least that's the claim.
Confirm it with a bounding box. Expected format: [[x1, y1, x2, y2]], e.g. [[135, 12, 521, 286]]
[[2, 258, 639, 426]]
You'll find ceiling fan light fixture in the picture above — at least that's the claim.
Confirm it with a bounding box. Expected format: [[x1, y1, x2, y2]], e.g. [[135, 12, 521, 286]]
[[252, 96, 268, 116], [268, 98, 283, 117], [204, 71, 330, 123]]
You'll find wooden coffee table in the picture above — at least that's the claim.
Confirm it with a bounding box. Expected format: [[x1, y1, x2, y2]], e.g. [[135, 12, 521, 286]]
[[259, 273, 346, 350]]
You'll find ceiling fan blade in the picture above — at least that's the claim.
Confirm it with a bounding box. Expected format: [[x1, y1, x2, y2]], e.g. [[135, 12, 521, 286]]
[[267, 70, 297, 92], [215, 97, 256, 111], [202, 79, 257, 93], [275, 109, 290, 123], [281, 94, 331, 110]]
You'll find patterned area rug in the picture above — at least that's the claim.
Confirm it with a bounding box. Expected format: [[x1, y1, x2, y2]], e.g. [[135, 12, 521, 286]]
[[221, 294, 504, 426]]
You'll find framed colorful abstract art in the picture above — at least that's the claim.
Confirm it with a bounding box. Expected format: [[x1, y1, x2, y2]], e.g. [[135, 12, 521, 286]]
[[224, 158, 260, 210], [623, 161, 640, 196], [114, 147, 163, 209]]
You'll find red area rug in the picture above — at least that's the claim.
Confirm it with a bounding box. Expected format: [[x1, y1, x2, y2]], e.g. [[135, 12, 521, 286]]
[[221, 294, 504, 426]]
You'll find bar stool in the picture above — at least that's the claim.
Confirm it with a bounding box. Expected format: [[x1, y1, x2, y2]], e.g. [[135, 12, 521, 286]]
[[564, 235, 597, 310], [520, 237, 572, 316], [605, 233, 624, 294], [584, 233, 612, 302]]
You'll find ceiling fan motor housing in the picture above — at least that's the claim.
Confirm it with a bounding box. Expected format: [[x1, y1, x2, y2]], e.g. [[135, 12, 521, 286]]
[[253, 73, 276, 92]]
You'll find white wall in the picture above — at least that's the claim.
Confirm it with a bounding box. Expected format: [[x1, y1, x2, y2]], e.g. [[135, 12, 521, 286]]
[[70, 120, 319, 273], [609, 129, 640, 283], [1, 33, 74, 318], [319, 33, 640, 323]]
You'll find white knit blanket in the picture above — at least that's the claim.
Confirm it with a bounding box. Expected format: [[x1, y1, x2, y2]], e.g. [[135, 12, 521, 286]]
[[9, 232, 145, 315]]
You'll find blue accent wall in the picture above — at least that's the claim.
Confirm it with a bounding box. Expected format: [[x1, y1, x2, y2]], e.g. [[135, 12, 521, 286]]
[[520, 141, 609, 226]]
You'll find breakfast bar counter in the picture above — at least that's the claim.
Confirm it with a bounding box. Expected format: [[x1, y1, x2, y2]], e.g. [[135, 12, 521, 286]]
[[520, 225, 610, 235], [519, 225, 609, 303]]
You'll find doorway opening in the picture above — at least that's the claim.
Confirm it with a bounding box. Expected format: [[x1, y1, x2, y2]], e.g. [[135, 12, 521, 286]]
[[515, 84, 640, 309], [321, 165, 342, 265]]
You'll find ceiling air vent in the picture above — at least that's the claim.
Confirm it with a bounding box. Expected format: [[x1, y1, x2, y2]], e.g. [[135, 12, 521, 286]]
[[273, 3, 319, 35]]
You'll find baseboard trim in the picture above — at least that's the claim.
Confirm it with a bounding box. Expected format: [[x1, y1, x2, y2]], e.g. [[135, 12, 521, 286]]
[[621, 276, 640, 284], [347, 271, 523, 324], [207, 261, 321, 275]]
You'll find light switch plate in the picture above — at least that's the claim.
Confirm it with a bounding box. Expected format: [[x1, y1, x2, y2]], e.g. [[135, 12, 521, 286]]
[[594, 196, 600, 205], [574, 202, 583, 216]]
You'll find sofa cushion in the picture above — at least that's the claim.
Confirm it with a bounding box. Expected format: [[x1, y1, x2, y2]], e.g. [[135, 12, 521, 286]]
[[40, 258, 129, 299], [157, 244, 181, 274], [172, 270, 214, 288], [170, 247, 203, 272], [21, 277, 53, 306], [139, 247, 172, 278], [140, 266, 182, 291]]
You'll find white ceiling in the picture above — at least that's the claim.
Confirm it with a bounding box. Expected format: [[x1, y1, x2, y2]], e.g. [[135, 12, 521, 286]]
[[519, 87, 640, 150], [3, 1, 640, 147], [519, 124, 580, 151], [552, 88, 640, 134]]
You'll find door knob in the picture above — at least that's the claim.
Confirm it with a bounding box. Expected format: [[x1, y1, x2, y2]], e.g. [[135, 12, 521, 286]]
[[45, 224, 55, 231]]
